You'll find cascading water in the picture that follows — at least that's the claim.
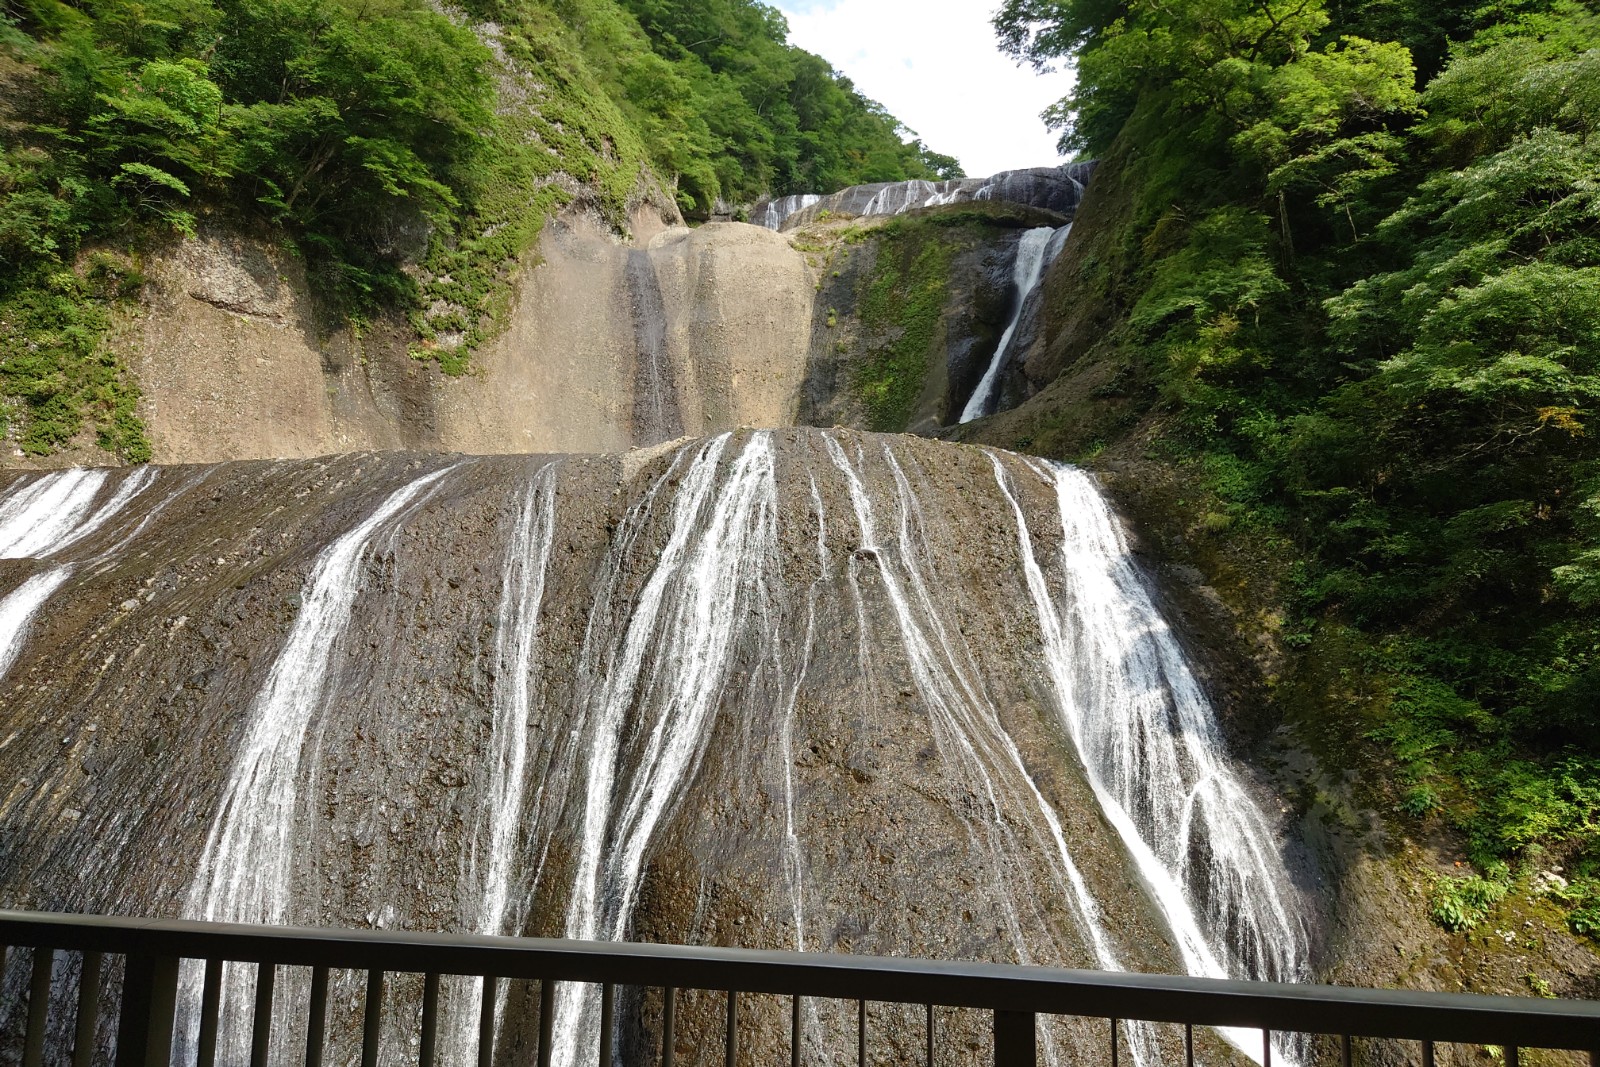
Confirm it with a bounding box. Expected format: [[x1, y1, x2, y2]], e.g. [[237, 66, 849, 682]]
[[550, 433, 781, 1067], [0, 431, 1314, 1067], [627, 251, 683, 445], [0, 468, 156, 681], [751, 194, 820, 230], [958, 226, 1068, 424], [753, 162, 1095, 232], [0, 572, 71, 682], [822, 434, 1159, 1067], [180, 466, 454, 1067], [992, 454, 1310, 1063]]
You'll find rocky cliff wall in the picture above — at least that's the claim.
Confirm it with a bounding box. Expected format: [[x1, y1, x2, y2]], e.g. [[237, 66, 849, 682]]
[[117, 215, 820, 463]]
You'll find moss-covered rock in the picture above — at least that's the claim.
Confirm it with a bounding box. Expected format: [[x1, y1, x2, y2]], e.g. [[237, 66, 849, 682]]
[[794, 201, 1070, 434]]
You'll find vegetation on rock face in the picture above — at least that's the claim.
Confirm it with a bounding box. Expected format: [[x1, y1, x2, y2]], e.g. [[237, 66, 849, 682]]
[[853, 222, 957, 432], [995, 0, 1600, 929], [0, 0, 954, 447]]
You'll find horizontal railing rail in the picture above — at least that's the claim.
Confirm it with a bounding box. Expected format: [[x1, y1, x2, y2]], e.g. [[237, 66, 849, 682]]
[[2, 910, 1598, 1067]]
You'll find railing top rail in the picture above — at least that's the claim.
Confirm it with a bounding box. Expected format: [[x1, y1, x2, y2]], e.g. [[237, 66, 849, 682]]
[[2, 911, 1597, 1049]]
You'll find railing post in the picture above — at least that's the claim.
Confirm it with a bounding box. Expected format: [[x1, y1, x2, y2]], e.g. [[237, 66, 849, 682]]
[[73, 951, 104, 1067], [661, 987, 676, 1067], [419, 973, 440, 1067], [196, 959, 223, 1067], [360, 970, 384, 1067], [115, 954, 180, 1067], [23, 947, 54, 1067], [477, 976, 497, 1067], [251, 962, 276, 1067], [993, 1010, 1036, 1067]]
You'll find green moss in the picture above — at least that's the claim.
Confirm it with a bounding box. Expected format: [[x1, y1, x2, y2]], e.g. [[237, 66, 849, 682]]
[[0, 257, 151, 462], [852, 224, 955, 432]]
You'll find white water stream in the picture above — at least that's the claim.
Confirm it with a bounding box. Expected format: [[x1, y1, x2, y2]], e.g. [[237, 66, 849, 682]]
[[551, 433, 779, 1067], [959, 226, 1068, 424], [992, 454, 1309, 1064], [181, 467, 453, 1065], [0, 468, 156, 682], [0, 438, 1312, 1067]]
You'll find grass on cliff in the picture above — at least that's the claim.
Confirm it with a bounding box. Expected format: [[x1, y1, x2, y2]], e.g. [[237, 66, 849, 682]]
[[853, 224, 956, 432], [407, 0, 657, 374], [0, 256, 150, 462]]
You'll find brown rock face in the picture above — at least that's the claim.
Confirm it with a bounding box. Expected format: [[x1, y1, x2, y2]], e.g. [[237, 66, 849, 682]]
[[122, 218, 820, 464]]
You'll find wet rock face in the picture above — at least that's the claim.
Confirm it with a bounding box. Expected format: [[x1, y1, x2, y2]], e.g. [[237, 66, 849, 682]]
[[0, 430, 1312, 1067]]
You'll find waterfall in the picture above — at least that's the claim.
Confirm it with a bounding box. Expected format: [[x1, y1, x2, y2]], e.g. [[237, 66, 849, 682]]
[[181, 466, 453, 1066], [824, 434, 1160, 1067], [0, 433, 1317, 1067], [752, 193, 820, 230], [551, 433, 779, 1067], [992, 454, 1310, 1063], [757, 162, 1095, 232], [959, 225, 1069, 424], [627, 251, 683, 445], [0, 468, 155, 558], [0, 571, 72, 682], [0, 470, 110, 556], [475, 464, 558, 940]]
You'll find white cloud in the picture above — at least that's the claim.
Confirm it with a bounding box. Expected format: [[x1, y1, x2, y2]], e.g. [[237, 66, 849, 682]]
[[776, 0, 1076, 180]]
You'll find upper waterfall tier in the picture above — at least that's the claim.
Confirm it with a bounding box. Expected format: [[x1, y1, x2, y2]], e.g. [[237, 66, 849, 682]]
[[752, 162, 1096, 231], [0, 431, 1312, 1067]]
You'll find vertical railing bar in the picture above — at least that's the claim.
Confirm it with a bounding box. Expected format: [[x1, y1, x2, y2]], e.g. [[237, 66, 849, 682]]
[[477, 976, 497, 1067], [791, 995, 802, 1067], [251, 962, 276, 1067], [993, 1010, 1037, 1067], [361, 970, 384, 1067], [1340, 1034, 1352, 1067], [71, 950, 104, 1067], [1263, 1029, 1272, 1067], [926, 1004, 934, 1067], [537, 979, 554, 1067], [1184, 1022, 1193, 1067], [725, 990, 738, 1067], [1507, 1047, 1520, 1067], [1422, 1039, 1435, 1067], [857, 999, 865, 1067], [198, 959, 225, 1067], [662, 987, 676, 1067], [598, 983, 614, 1067], [148, 957, 182, 1067], [305, 965, 329, 1067], [1110, 1018, 1118, 1067], [23, 946, 54, 1067], [418, 973, 440, 1067]]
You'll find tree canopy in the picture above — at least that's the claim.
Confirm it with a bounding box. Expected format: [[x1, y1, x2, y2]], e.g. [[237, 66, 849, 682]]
[[993, 0, 1600, 928]]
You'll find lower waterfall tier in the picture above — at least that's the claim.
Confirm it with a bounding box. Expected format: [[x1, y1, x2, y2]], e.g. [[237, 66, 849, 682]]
[[0, 429, 1313, 1067]]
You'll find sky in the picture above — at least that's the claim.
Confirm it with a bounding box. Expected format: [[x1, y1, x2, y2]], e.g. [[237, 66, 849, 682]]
[[776, 0, 1076, 179]]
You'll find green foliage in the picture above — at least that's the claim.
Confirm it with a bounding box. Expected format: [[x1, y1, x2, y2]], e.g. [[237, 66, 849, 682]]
[[0, 258, 150, 461], [999, 0, 1600, 923], [1430, 873, 1509, 931], [2, 0, 956, 414], [609, 0, 962, 211]]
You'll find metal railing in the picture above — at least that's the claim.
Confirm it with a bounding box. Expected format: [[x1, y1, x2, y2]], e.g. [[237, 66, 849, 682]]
[[2, 911, 1598, 1067]]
